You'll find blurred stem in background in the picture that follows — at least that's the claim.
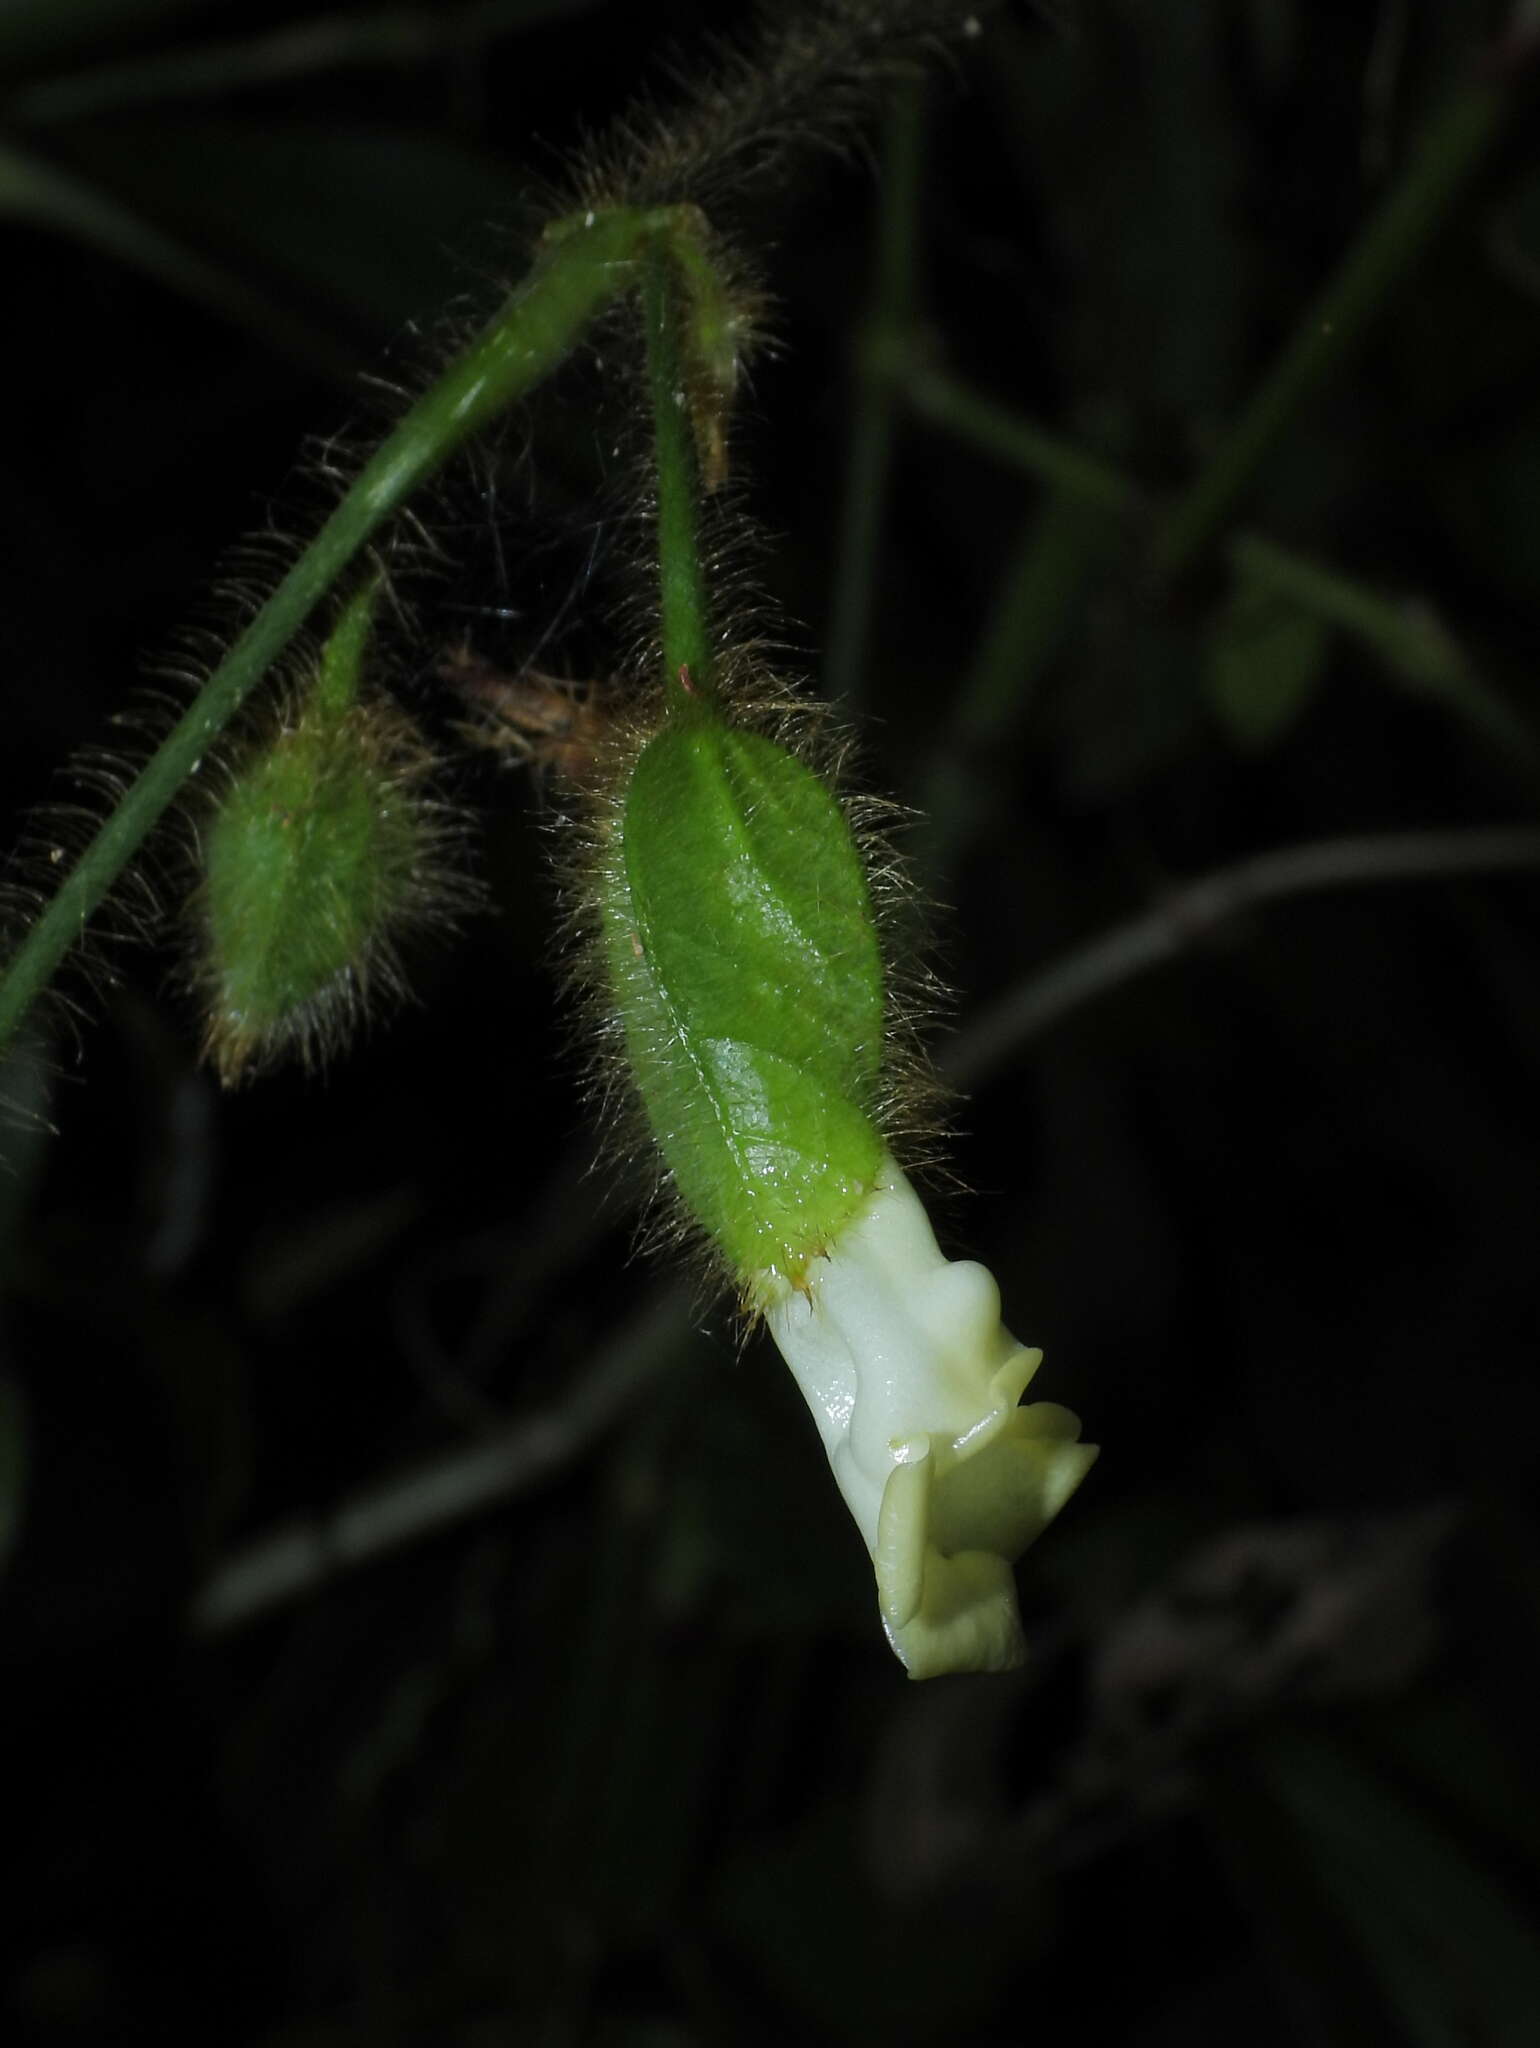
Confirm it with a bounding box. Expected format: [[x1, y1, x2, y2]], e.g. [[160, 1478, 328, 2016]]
[[7, 6, 481, 122], [904, 364, 1539, 781], [915, 477, 1128, 880], [192, 1280, 694, 1633], [826, 73, 926, 707], [1239, 1726, 1540, 2042], [1149, 32, 1531, 583], [835, 13, 1539, 888], [943, 824, 1540, 1088], [0, 138, 357, 377]]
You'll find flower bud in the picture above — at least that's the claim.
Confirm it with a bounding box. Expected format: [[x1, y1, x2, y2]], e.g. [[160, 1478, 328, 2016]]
[[194, 582, 456, 1084]]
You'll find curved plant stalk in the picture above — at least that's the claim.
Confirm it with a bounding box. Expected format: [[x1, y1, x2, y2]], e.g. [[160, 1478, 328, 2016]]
[[0, 202, 718, 1061]]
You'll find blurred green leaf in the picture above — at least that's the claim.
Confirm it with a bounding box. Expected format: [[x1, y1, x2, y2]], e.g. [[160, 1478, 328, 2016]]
[[1205, 583, 1329, 752], [1256, 1728, 1540, 2048], [1227, 534, 1537, 766]]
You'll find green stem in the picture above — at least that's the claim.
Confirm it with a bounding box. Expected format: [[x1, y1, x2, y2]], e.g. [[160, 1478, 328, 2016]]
[[0, 205, 651, 1058], [903, 365, 1534, 768], [1150, 61, 1516, 582], [643, 239, 713, 710]]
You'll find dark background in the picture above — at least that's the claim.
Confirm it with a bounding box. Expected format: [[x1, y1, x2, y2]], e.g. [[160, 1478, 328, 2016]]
[[3, 1, 1540, 2041]]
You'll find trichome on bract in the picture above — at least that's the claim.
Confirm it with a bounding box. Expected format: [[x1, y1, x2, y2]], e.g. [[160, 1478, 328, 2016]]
[[189, 578, 468, 1086]]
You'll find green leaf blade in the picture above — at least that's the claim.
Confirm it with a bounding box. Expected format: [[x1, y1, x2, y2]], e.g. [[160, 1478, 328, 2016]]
[[608, 719, 886, 1288]]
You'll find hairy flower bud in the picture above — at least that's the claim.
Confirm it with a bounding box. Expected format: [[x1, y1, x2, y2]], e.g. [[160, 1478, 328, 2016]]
[[193, 582, 461, 1084]]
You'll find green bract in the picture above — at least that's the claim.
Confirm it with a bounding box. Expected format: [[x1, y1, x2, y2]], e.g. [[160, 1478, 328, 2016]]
[[197, 584, 438, 1083], [602, 707, 886, 1294]]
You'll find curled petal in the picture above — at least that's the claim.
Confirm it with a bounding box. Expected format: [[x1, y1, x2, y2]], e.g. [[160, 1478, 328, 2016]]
[[764, 1158, 1097, 1678]]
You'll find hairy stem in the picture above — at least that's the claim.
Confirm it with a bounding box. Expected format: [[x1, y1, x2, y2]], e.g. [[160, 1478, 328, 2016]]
[[0, 206, 651, 1058], [643, 238, 714, 708]]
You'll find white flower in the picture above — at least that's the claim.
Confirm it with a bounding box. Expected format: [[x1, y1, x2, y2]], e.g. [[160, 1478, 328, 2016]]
[[764, 1157, 1096, 1679]]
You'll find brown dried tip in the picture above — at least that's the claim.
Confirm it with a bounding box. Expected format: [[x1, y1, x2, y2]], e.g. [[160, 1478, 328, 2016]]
[[438, 645, 618, 791]]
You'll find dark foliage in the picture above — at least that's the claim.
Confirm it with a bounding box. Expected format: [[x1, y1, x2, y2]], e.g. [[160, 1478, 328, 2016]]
[[3, 2, 1539, 2042]]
